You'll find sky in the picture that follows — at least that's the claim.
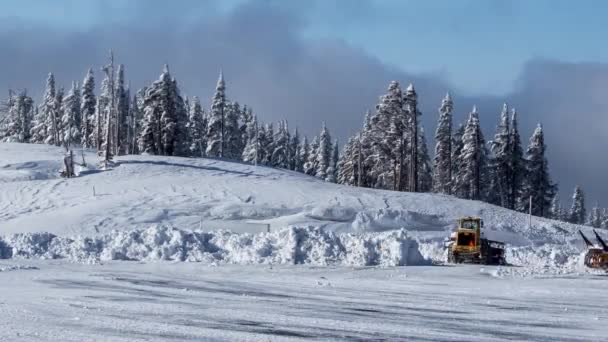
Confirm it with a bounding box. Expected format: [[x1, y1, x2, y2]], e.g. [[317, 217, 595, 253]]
[[1, 0, 607, 207]]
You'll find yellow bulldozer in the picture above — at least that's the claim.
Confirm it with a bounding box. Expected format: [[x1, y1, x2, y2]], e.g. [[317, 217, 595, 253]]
[[579, 230, 608, 270], [445, 217, 506, 265]]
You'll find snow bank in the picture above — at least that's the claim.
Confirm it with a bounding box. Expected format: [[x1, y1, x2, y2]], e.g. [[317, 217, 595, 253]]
[[0, 226, 430, 266], [500, 244, 587, 276]]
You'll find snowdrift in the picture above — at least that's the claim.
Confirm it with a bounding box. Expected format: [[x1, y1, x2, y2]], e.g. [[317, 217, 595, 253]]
[[0, 226, 430, 266]]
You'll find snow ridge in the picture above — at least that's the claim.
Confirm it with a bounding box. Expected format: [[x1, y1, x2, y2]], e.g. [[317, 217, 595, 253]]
[[0, 226, 430, 266]]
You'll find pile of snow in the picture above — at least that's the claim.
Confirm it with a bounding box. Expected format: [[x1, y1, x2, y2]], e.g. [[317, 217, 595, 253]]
[[0, 226, 430, 267], [500, 244, 587, 276]]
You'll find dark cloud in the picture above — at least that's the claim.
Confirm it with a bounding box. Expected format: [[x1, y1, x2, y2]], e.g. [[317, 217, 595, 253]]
[[0, 1, 605, 206]]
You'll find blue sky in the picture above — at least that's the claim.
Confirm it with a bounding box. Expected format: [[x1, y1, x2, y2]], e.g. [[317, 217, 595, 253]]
[[1, 0, 607, 205], [4, 0, 608, 95]]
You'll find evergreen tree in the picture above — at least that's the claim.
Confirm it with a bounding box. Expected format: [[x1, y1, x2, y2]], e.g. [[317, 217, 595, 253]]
[[418, 127, 433, 192], [325, 139, 339, 183], [432, 93, 453, 194], [187, 96, 207, 157], [80, 68, 96, 148], [337, 137, 357, 185], [315, 123, 332, 179], [129, 88, 145, 154], [114, 64, 128, 155], [521, 124, 556, 217], [508, 109, 526, 210], [61, 81, 81, 148], [453, 106, 488, 200], [489, 103, 511, 207], [271, 120, 289, 168], [297, 136, 309, 173], [171, 78, 189, 157], [304, 136, 319, 176], [96, 70, 111, 152], [288, 128, 301, 171], [569, 186, 586, 224], [53, 87, 65, 146], [138, 65, 186, 156], [37, 73, 58, 145], [367, 82, 405, 190], [405, 83, 420, 192], [261, 123, 274, 165], [4, 90, 34, 143], [601, 209, 608, 229], [549, 193, 564, 221], [206, 71, 227, 158], [450, 123, 465, 194], [242, 115, 261, 164], [224, 101, 243, 160], [589, 204, 602, 228]]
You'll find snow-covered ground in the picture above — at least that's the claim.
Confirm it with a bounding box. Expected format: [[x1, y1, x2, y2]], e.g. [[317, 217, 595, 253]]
[[0, 260, 606, 341], [0, 142, 606, 340]]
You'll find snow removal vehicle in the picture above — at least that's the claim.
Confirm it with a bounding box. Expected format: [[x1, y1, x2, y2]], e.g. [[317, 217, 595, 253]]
[[446, 217, 506, 265], [579, 230, 608, 270]]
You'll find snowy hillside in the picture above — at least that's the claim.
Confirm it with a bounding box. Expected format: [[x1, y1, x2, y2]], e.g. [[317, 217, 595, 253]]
[[0, 143, 590, 239], [0, 143, 595, 267]]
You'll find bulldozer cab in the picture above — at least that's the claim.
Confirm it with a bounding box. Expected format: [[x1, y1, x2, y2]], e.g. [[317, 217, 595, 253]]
[[454, 217, 482, 249]]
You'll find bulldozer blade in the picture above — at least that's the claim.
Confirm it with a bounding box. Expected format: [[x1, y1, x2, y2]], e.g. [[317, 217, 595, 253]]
[[593, 230, 608, 252], [579, 230, 594, 248]]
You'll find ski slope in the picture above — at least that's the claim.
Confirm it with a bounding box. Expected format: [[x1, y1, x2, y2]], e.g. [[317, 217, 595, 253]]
[[0, 142, 606, 341]]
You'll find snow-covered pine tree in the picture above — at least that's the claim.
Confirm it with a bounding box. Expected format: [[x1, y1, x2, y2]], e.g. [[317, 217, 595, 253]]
[[239, 105, 251, 149], [601, 209, 608, 229], [337, 137, 356, 185], [206, 71, 227, 158], [521, 124, 556, 217], [418, 127, 433, 192], [288, 127, 300, 171], [304, 136, 319, 176], [588, 205, 602, 228], [114, 64, 129, 155], [432, 93, 453, 194], [80, 68, 96, 148], [171, 77, 189, 157], [96, 70, 111, 152], [242, 115, 262, 164], [30, 93, 48, 144], [53, 87, 65, 146], [297, 136, 309, 173], [315, 122, 332, 180], [450, 123, 465, 195], [224, 101, 243, 160], [359, 111, 374, 188], [271, 120, 289, 168], [187, 96, 207, 157], [262, 123, 274, 166], [549, 193, 564, 221], [453, 106, 489, 200], [367, 82, 404, 190], [138, 65, 186, 156], [489, 103, 511, 207], [37, 73, 58, 145], [61, 81, 81, 149], [508, 109, 526, 210], [129, 88, 145, 154], [4, 90, 34, 143], [325, 139, 339, 183], [569, 186, 586, 224], [405, 83, 420, 192]]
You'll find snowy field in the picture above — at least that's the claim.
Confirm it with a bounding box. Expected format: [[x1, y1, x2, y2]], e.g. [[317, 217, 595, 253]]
[[0, 261, 606, 341], [0, 143, 606, 341]]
